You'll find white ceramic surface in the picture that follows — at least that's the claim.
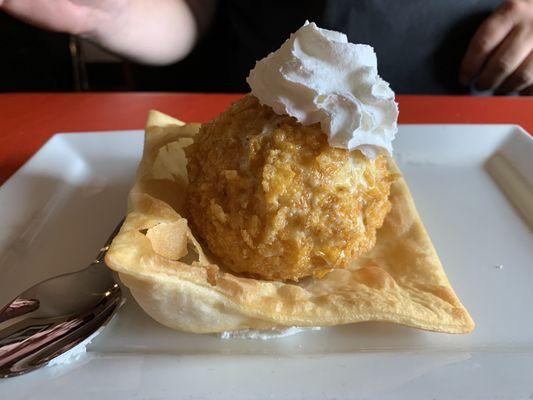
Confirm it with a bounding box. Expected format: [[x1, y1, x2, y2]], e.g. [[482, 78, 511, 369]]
[[1, 125, 532, 399]]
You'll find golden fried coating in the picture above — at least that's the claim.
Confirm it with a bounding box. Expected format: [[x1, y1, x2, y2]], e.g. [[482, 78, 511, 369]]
[[185, 96, 393, 281]]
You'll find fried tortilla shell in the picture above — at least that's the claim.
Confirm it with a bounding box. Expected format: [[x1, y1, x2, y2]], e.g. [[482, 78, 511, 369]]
[[105, 110, 475, 334]]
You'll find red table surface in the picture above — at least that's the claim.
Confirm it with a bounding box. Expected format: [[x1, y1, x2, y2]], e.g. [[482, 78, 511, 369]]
[[0, 93, 532, 185]]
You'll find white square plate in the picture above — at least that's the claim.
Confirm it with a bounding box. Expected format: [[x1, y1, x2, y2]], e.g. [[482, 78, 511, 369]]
[[1, 125, 532, 399]]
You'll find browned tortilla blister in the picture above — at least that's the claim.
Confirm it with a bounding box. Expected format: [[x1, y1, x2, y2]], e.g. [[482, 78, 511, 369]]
[[105, 110, 475, 334]]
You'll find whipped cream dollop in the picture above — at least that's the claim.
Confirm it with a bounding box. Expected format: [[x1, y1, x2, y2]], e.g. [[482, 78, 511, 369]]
[[247, 21, 398, 157]]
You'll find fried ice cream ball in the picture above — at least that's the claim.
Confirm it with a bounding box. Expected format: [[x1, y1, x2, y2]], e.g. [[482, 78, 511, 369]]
[[185, 96, 393, 282]]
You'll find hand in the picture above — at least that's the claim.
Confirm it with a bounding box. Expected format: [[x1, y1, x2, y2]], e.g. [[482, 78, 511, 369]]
[[459, 0, 533, 95], [0, 0, 127, 36]]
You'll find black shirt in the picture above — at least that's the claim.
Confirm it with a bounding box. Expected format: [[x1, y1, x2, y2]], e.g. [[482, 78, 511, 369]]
[[1, 0, 504, 93], [152, 0, 502, 93]]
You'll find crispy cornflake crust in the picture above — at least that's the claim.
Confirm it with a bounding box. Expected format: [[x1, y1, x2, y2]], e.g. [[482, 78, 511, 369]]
[[105, 110, 475, 334]]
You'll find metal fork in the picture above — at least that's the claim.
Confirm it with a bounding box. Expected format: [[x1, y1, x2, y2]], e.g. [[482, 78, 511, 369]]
[[0, 221, 124, 378]]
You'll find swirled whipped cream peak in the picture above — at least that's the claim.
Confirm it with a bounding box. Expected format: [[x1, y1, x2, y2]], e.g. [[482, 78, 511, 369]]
[[246, 21, 399, 157]]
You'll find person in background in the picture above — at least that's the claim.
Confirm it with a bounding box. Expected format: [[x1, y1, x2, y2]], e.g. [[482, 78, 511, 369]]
[[1, 0, 532, 94]]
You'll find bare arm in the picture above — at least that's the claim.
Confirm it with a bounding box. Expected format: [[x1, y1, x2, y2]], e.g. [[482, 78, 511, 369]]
[[0, 0, 216, 65]]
